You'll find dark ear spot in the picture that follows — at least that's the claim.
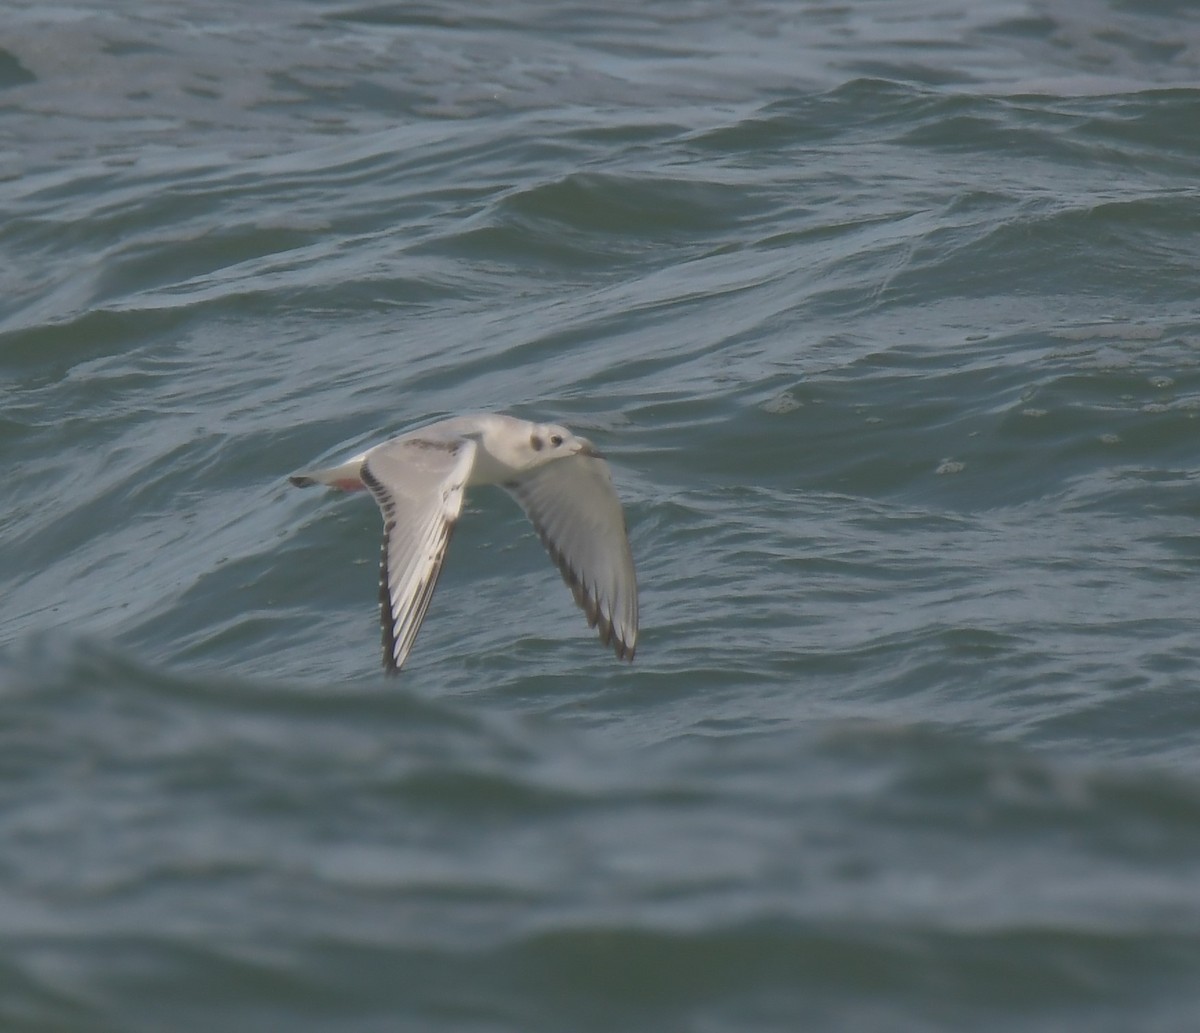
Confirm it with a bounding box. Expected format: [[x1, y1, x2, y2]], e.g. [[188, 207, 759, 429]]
[[550, 434, 563, 447], [530, 434, 544, 451]]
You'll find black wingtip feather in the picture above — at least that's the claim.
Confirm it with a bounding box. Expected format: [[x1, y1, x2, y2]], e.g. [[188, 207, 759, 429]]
[[534, 523, 635, 663], [378, 523, 400, 674]]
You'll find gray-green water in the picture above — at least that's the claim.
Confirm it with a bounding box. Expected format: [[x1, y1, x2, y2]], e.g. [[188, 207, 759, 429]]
[[4, 2, 1200, 1030]]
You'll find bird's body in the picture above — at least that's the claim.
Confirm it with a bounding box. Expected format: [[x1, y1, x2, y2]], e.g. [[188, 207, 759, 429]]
[[290, 414, 639, 673]]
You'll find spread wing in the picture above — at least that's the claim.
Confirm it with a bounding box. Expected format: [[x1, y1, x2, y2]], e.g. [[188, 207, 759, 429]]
[[360, 436, 477, 673], [504, 453, 638, 661]]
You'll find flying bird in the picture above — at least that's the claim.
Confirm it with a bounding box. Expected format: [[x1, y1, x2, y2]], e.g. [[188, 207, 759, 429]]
[[290, 413, 639, 673]]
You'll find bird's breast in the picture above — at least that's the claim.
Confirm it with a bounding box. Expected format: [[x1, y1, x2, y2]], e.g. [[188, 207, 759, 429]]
[[465, 443, 526, 486]]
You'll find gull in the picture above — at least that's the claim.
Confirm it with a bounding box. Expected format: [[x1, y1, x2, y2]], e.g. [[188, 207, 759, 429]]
[[289, 413, 639, 673]]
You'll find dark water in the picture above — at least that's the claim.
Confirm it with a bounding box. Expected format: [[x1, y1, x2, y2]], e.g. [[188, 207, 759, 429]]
[[4, 1, 1200, 1030]]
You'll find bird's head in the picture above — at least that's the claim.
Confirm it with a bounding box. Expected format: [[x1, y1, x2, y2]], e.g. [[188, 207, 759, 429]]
[[524, 422, 603, 466]]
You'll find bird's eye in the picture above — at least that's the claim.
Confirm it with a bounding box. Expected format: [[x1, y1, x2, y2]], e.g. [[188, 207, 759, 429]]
[[550, 434, 563, 447], [530, 434, 544, 451]]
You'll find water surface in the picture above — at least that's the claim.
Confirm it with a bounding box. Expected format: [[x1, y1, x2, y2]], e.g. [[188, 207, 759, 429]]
[[3, 2, 1200, 1030]]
